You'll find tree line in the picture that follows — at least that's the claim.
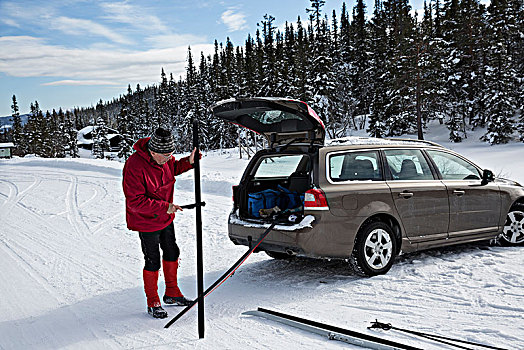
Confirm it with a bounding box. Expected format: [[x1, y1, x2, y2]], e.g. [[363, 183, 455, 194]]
[[5, 0, 523, 159]]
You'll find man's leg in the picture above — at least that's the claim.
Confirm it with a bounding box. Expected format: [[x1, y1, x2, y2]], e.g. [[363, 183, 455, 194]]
[[139, 231, 167, 318], [159, 223, 191, 306]]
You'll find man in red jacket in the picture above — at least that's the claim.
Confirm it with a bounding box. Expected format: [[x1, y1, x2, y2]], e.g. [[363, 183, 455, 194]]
[[123, 127, 200, 319]]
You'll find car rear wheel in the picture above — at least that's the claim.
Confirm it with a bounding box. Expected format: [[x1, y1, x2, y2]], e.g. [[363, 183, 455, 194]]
[[350, 221, 397, 276], [499, 203, 524, 246]]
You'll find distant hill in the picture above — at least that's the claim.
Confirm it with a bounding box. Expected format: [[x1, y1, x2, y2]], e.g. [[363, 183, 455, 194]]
[[0, 114, 30, 127]]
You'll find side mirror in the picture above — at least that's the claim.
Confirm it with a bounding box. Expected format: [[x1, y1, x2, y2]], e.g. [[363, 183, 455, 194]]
[[481, 169, 494, 185]]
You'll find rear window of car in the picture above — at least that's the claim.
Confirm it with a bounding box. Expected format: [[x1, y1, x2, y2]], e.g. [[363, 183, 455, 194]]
[[254, 154, 308, 178], [329, 150, 383, 182], [251, 110, 302, 124]]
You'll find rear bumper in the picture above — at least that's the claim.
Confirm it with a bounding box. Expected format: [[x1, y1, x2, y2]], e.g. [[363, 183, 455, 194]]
[[227, 210, 358, 258]]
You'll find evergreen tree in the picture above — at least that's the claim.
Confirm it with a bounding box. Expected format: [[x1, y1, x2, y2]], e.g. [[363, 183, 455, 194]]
[[368, 0, 389, 137], [10, 95, 25, 156], [482, 0, 518, 144], [154, 68, 170, 130], [64, 110, 79, 158], [117, 85, 134, 159], [382, 0, 417, 136], [92, 100, 109, 158], [350, 0, 371, 121], [294, 16, 311, 102]]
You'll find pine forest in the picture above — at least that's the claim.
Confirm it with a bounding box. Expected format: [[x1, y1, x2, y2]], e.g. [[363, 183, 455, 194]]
[[5, 0, 524, 159]]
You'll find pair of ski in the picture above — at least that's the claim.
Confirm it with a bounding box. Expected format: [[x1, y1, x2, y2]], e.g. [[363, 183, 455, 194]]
[[244, 309, 509, 350], [164, 221, 277, 328]]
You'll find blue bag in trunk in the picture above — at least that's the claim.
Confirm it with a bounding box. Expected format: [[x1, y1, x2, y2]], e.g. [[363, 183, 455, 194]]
[[248, 189, 280, 218]]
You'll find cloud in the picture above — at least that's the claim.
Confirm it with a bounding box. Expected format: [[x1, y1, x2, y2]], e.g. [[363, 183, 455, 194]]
[[0, 36, 214, 86], [42, 80, 122, 86], [145, 33, 208, 49], [100, 2, 169, 33], [1, 1, 131, 45], [221, 9, 248, 32], [2, 18, 20, 28], [52, 16, 133, 45]]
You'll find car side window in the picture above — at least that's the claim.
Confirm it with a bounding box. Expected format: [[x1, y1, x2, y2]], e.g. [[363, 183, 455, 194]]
[[384, 149, 434, 180], [329, 151, 382, 182], [426, 150, 481, 180]]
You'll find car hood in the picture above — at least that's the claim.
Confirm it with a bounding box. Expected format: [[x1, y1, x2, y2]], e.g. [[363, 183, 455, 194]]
[[496, 177, 523, 187]]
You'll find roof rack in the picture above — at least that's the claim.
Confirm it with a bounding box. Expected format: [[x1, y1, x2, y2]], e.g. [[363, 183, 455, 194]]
[[383, 137, 444, 148], [325, 136, 444, 148]]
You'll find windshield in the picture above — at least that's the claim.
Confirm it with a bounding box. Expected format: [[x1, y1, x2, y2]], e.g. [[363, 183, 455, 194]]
[[254, 154, 308, 178]]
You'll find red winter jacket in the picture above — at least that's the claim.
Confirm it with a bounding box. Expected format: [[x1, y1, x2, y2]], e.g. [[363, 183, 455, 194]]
[[122, 137, 193, 232]]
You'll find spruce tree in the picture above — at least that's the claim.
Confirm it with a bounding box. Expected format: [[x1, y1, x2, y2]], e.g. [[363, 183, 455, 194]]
[[482, 0, 518, 144], [368, 0, 389, 137], [92, 100, 109, 158], [64, 110, 79, 158], [10, 95, 25, 156], [117, 85, 134, 159]]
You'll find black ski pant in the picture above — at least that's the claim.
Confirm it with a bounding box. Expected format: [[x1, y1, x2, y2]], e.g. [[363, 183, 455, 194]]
[[139, 222, 180, 271]]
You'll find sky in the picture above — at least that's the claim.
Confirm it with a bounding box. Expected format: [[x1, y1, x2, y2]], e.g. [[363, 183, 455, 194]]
[[0, 0, 427, 117]]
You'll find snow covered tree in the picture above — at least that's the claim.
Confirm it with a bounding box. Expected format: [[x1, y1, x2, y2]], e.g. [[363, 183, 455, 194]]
[[482, 0, 518, 144], [10, 95, 25, 156], [64, 110, 79, 158], [24, 101, 46, 156], [92, 100, 110, 158], [117, 85, 135, 159], [154, 68, 170, 131], [368, 0, 390, 137], [350, 0, 372, 122]]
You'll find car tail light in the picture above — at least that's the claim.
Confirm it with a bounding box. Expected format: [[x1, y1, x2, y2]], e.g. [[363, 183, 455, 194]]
[[232, 185, 238, 202], [304, 188, 329, 210]]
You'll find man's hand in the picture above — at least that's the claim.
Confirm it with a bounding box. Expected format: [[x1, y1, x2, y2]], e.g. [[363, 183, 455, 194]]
[[167, 203, 183, 214], [189, 147, 202, 165]]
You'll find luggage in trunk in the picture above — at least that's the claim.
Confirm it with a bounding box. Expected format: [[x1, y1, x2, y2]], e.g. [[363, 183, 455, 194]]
[[246, 184, 306, 219]]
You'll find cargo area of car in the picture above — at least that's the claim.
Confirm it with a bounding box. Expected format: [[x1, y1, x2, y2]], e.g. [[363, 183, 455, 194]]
[[233, 152, 312, 222]]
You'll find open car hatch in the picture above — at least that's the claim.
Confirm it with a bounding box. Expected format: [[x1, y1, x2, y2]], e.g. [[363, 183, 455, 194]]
[[210, 97, 325, 147]]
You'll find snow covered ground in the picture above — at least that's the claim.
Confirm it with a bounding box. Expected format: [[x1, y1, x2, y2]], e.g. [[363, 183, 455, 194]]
[[1, 123, 523, 350]]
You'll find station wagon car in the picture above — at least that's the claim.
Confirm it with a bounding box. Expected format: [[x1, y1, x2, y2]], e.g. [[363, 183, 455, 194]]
[[210, 97, 524, 276]]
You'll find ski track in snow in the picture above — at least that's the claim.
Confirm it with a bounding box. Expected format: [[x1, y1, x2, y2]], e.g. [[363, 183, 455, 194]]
[[0, 145, 523, 350]]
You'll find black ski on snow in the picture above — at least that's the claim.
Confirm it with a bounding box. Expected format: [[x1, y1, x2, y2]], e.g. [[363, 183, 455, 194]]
[[164, 222, 277, 329], [369, 320, 510, 350], [244, 308, 423, 350]]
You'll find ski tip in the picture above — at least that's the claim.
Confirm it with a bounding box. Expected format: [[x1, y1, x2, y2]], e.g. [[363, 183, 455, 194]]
[[241, 310, 260, 316]]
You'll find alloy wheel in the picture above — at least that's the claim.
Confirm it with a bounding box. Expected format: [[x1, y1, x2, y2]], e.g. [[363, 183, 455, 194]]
[[502, 210, 524, 244], [364, 228, 393, 270]]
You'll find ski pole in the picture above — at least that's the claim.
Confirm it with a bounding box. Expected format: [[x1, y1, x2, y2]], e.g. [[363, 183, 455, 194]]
[[164, 222, 277, 329], [368, 320, 509, 350]]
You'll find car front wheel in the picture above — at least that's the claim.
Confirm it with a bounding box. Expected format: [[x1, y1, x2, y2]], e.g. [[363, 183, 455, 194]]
[[350, 221, 397, 277], [500, 204, 524, 246]]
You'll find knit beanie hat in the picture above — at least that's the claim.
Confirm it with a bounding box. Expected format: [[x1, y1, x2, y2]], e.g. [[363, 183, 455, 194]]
[[148, 128, 176, 154]]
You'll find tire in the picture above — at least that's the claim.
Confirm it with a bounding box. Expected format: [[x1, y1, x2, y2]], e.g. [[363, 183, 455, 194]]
[[350, 221, 397, 277], [499, 203, 524, 246], [266, 251, 296, 260]]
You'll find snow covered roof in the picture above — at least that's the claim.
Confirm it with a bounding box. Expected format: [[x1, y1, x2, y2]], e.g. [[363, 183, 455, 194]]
[[78, 125, 119, 136], [78, 125, 96, 135], [0, 142, 15, 148], [325, 136, 443, 148], [77, 126, 120, 145]]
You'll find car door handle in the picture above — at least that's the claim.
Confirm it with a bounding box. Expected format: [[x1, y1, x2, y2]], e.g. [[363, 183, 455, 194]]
[[453, 190, 465, 196], [398, 191, 414, 199]]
